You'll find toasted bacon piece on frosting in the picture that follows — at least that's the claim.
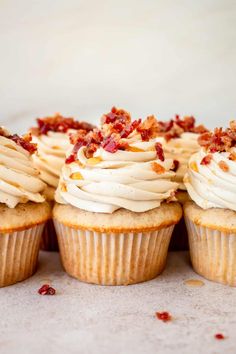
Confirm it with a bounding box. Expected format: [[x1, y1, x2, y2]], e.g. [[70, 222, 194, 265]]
[[66, 107, 165, 163], [198, 120, 236, 153], [0, 127, 37, 154], [200, 154, 213, 165], [31, 113, 95, 136], [156, 115, 208, 141]]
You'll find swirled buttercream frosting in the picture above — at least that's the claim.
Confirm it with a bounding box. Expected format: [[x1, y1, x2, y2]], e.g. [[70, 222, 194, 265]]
[[0, 127, 46, 208], [155, 115, 208, 189], [55, 107, 179, 213], [31, 113, 95, 188], [184, 121, 236, 210]]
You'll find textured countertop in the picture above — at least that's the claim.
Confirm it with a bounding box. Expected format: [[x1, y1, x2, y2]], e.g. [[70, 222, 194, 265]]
[[0, 251, 235, 354]]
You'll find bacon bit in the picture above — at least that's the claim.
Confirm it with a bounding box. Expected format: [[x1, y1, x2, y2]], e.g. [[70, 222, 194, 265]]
[[172, 159, 179, 172], [66, 129, 103, 163], [87, 157, 102, 165], [214, 333, 225, 340], [156, 115, 208, 141], [120, 119, 142, 138], [32, 113, 95, 135], [126, 145, 145, 152], [229, 152, 236, 161], [200, 154, 213, 165], [198, 122, 236, 154], [38, 284, 56, 295], [218, 160, 229, 172], [151, 162, 165, 174], [101, 135, 121, 153], [156, 312, 172, 322], [190, 161, 199, 172], [137, 115, 160, 141], [65, 154, 76, 164], [0, 129, 37, 154], [70, 172, 83, 180], [155, 142, 165, 161], [101, 106, 131, 125]]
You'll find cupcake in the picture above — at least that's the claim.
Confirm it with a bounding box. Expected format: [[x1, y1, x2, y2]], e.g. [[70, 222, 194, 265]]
[[0, 127, 50, 287], [155, 115, 208, 250], [30, 114, 95, 251], [184, 121, 236, 286], [53, 107, 182, 285]]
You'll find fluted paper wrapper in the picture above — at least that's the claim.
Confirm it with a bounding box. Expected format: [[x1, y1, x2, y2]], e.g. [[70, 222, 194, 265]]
[[40, 219, 59, 251], [0, 224, 44, 287], [54, 220, 174, 285], [185, 216, 236, 286]]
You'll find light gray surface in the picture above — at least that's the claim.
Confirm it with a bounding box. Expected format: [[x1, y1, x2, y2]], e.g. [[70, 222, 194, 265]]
[[1, 0, 236, 132], [0, 251, 235, 354]]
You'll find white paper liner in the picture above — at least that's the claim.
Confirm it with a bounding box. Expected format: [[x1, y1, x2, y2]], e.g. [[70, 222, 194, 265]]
[[185, 216, 236, 286], [54, 220, 174, 285], [0, 224, 45, 287]]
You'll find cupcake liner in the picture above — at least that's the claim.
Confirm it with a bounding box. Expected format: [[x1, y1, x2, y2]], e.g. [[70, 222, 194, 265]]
[[54, 220, 174, 285], [40, 219, 59, 252], [185, 216, 236, 286], [0, 224, 44, 287]]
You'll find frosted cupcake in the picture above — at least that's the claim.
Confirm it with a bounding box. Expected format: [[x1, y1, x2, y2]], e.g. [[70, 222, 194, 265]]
[[53, 107, 182, 285], [30, 114, 95, 250], [0, 127, 50, 287], [156, 115, 208, 250], [184, 121, 236, 286]]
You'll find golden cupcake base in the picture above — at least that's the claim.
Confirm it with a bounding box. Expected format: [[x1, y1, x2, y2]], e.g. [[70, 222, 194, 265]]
[[185, 216, 236, 287], [54, 220, 174, 285], [0, 224, 44, 287]]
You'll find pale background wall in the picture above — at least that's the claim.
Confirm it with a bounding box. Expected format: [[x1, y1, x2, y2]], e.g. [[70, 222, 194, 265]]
[[0, 0, 235, 133]]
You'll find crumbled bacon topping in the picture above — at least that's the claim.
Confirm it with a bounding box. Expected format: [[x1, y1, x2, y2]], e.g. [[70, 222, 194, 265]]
[[218, 160, 229, 172], [66, 107, 166, 163], [32, 113, 95, 135], [157, 115, 208, 141], [214, 333, 225, 340], [171, 159, 179, 172], [155, 142, 164, 161], [200, 154, 213, 165], [66, 129, 103, 162], [0, 128, 37, 154], [198, 121, 236, 154], [38, 284, 56, 295], [229, 152, 236, 161], [156, 311, 172, 322]]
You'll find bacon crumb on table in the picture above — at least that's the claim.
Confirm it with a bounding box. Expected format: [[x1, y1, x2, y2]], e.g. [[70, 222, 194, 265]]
[[155, 311, 172, 322], [38, 284, 56, 295], [214, 333, 225, 340]]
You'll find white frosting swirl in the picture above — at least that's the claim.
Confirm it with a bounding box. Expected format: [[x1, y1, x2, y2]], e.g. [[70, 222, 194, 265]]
[[56, 138, 179, 213], [32, 131, 73, 188], [0, 130, 46, 208], [156, 132, 200, 190], [184, 148, 236, 211]]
